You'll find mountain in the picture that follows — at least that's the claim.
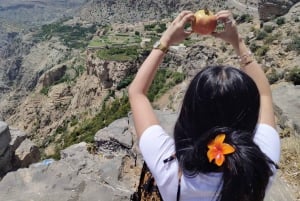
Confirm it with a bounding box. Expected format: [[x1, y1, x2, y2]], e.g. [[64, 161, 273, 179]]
[[0, 0, 87, 27], [0, 0, 87, 90], [0, 0, 299, 198], [0, 0, 299, 143], [0, 0, 299, 150]]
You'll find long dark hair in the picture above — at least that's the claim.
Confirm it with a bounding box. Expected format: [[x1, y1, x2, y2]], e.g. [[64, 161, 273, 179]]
[[174, 65, 275, 201]]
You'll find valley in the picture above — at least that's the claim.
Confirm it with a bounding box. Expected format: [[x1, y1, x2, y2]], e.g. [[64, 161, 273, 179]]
[[0, 0, 299, 200]]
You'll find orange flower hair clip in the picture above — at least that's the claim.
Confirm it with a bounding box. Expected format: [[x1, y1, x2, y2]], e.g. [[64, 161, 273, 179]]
[[207, 134, 235, 166]]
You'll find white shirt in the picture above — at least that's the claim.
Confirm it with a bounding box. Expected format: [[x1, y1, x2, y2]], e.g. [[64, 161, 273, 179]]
[[139, 124, 280, 201]]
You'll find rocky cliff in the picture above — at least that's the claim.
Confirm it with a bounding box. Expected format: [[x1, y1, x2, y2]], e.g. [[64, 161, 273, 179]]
[[0, 110, 298, 200]]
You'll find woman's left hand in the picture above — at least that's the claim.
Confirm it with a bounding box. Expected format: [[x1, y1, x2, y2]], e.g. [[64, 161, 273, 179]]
[[160, 11, 195, 47]]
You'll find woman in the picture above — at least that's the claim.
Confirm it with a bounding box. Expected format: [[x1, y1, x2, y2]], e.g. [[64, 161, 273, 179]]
[[128, 10, 280, 201]]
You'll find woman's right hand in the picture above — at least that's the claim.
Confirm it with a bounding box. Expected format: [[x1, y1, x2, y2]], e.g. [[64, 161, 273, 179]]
[[212, 10, 241, 49], [160, 10, 195, 47]]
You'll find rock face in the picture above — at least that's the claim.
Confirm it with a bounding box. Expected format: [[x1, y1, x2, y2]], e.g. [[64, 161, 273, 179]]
[[9, 127, 27, 151], [0, 122, 12, 177], [258, 0, 300, 21], [94, 117, 133, 150], [272, 82, 300, 135], [13, 139, 40, 168], [80, 0, 179, 24], [0, 143, 135, 201], [38, 65, 67, 88], [0, 121, 40, 179], [86, 49, 138, 89], [0, 113, 143, 200], [3, 49, 141, 146], [0, 110, 178, 200]]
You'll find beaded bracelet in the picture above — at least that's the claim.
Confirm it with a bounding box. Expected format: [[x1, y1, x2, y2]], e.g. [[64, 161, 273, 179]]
[[238, 51, 254, 67]]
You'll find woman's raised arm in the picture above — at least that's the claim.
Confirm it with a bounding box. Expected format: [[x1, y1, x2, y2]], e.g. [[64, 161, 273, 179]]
[[213, 10, 276, 128], [128, 11, 194, 139]]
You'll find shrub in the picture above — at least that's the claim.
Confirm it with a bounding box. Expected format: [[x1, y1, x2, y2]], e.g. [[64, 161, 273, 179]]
[[144, 22, 166, 33], [264, 32, 281, 44], [267, 69, 281, 84], [116, 75, 135, 90], [40, 86, 50, 96], [55, 120, 68, 134], [286, 66, 300, 85], [286, 35, 300, 54], [73, 65, 85, 77], [148, 69, 185, 101], [97, 46, 139, 61], [276, 17, 285, 25], [144, 23, 156, 31], [155, 23, 166, 33], [263, 25, 274, 33], [249, 43, 259, 53], [70, 115, 79, 127], [172, 72, 185, 84], [255, 30, 268, 40], [237, 14, 253, 23], [35, 22, 97, 49], [245, 36, 250, 45], [255, 45, 269, 56], [50, 92, 131, 160]]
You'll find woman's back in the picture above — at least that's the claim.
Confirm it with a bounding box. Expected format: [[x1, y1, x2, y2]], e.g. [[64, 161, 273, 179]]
[[139, 124, 280, 201]]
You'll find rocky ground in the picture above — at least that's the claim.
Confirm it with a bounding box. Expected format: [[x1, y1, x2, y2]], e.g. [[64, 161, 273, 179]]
[[0, 108, 298, 200]]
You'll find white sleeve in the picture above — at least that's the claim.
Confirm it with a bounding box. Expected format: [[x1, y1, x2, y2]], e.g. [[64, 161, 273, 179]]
[[254, 124, 281, 191], [254, 124, 281, 164], [139, 125, 176, 171], [138, 125, 178, 188], [139, 125, 179, 201]]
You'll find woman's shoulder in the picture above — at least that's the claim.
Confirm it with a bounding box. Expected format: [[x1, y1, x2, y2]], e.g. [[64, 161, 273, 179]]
[[139, 125, 171, 145], [256, 123, 278, 133], [138, 124, 176, 173], [254, 123, 281, 163]]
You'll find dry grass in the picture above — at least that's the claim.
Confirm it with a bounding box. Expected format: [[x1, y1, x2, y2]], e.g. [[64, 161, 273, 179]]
[[279, 134, 300, 200]]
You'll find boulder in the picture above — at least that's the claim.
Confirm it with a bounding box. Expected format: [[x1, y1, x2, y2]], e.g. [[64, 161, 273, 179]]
[[258, 0, 300, 21], [13, 139, 41, 168], [9, 127, 27, 152], [0, 121, 11, 156], [94, 117, 133, 151], [272, 82, 300, 135], [0, 121, 12, 177], [0, 122, 39, 177], [0, 147, 12, 178]]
